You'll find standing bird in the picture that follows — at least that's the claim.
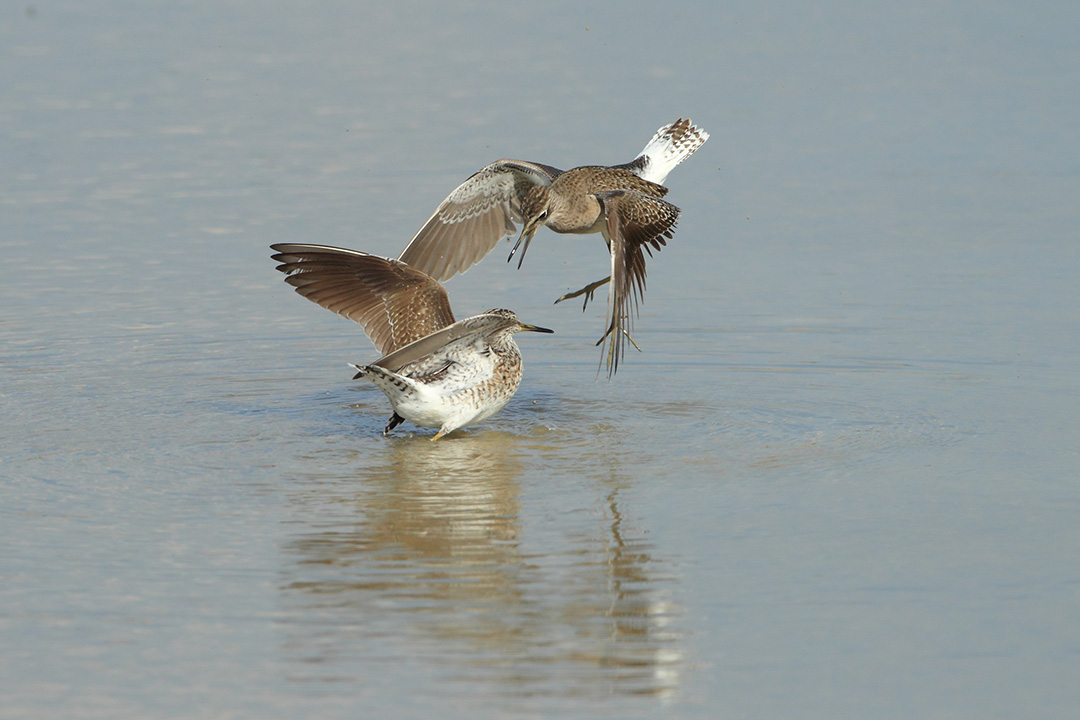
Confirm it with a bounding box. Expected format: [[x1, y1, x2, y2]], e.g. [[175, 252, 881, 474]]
[[271, 243, 553, 440], [397, 118, 708, 375]]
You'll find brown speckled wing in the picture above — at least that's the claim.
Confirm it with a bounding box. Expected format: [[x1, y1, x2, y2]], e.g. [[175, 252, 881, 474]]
[[596, 191, 680, 376], [397, 159, 563, 281], [271, 243, 455, 355], [371, 312, 522, 373]]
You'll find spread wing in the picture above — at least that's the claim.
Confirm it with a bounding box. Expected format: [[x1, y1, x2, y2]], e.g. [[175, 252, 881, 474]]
[[271, 243, 455, 355], [596, 191, 680, 376], [397, 159, 563, 281]]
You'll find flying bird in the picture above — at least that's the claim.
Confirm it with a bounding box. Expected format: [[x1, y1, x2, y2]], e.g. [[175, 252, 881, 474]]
[[397, 118, 708, 375]]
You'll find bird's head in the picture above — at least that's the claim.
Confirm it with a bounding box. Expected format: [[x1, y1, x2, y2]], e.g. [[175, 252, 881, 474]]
[[482, 308, 555, 337], [508, 186, 551, 269]]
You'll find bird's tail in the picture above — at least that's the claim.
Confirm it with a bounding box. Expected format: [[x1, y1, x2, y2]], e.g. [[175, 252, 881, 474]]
[[626, 118, 709, 185], [350, 363, 416, 398]]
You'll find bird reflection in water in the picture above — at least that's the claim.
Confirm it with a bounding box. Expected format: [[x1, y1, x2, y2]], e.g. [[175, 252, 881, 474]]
[[280, 433, 684, 699]]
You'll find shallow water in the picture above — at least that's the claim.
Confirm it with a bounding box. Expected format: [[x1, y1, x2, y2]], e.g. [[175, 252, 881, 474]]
[[3, 1, 1079, 718]]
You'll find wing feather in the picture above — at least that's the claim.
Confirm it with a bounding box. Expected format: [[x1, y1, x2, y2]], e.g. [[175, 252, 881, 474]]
[[596, 191, 680, 376], [397, 160, 562, 281], [271, 243, 455, 355], [370, 312, 521, 373]]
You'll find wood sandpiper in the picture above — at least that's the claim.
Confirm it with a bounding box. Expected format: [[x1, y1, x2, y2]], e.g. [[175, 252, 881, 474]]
[[271, 243, 553, 440]]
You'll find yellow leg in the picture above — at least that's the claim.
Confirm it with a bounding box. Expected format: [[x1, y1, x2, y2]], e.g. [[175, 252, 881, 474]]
[[595, 321, 642, 352], [554, 276, 611, 311], [596, 317, 643, 376]]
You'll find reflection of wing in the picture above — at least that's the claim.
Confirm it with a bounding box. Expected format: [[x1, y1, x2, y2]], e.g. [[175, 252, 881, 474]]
[[615, 118, 710, 185], [372, 312, 521, 373], [271, 244, 454, 355], [597, 191, 680, 376], [398, 159, 563, 281]]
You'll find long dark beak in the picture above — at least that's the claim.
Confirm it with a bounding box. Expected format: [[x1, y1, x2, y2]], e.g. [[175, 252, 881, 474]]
[[508, 224, 539, 269], [519, 321, 554, 334]]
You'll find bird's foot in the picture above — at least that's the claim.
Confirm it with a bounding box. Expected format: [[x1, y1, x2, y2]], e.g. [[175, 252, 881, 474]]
[[554, 276, 611, 311], [383, 413, 405, 436], [595, 323, 643, 353]]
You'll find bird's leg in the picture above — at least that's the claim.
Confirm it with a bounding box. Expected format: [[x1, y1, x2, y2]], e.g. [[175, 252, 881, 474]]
[[554, 276, 611, 311], [383, 413, 405, 435], [594, 321, 643, 377], [595, 322, 643, 352]]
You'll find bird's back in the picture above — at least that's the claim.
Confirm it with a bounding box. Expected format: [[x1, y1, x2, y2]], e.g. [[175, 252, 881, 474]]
[[556, 166, 668, 198], [392, 312, 524, 390]]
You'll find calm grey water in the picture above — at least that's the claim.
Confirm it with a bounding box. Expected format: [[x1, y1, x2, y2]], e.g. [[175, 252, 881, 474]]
[[3, 1, 1079, 718]]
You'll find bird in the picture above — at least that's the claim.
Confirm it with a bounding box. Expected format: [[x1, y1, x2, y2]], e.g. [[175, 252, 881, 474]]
[[270, 243, 553, 440], [397, 118, 708, 375]]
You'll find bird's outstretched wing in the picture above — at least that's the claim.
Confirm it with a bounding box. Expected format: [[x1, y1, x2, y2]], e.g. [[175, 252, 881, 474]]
[[271, 243, 454, 355], [398, 159, 563, 281], [596, 191, 680, 376]]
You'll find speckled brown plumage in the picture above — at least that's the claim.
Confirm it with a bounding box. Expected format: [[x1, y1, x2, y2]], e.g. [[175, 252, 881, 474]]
[[271, 244, 453, 355], [396, 118, 708, 376], [271, 244, 552, 439]]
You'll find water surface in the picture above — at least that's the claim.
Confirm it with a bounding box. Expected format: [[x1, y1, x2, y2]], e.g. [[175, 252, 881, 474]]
[[2, 2, 1079, 718]]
